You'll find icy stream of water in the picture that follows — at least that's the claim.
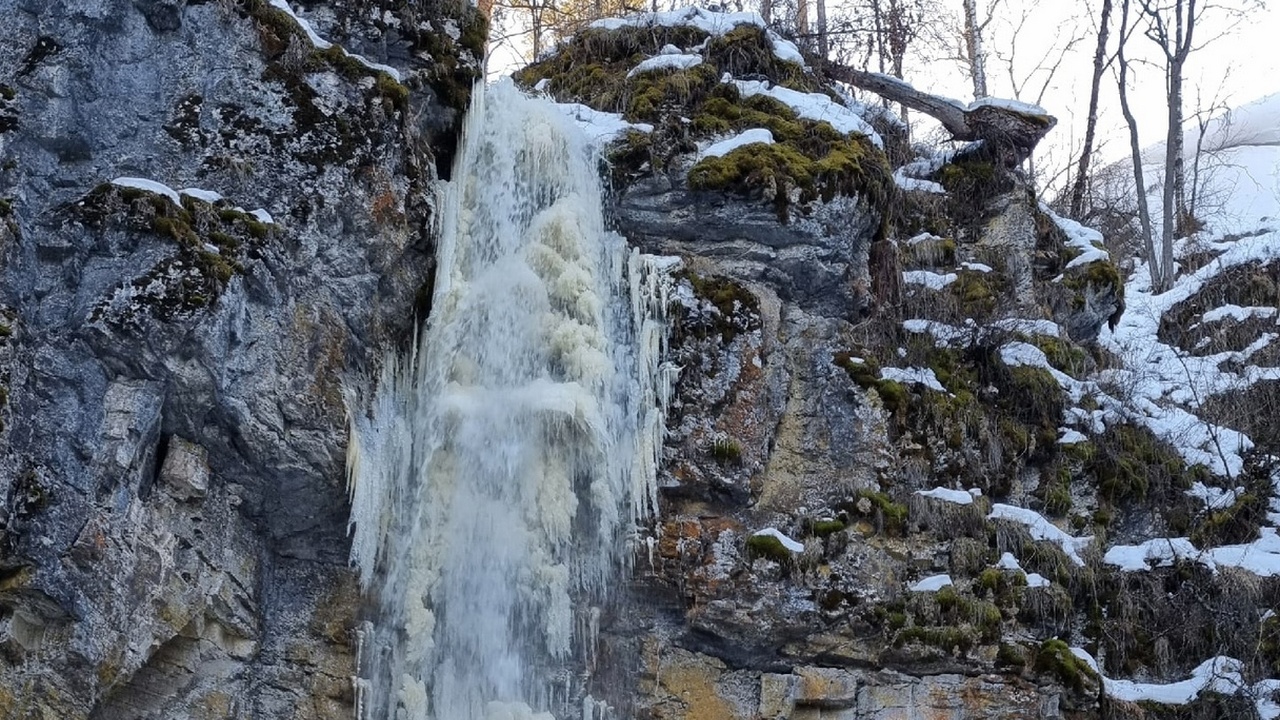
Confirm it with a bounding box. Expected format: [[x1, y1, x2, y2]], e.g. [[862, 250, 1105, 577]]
[[344, 81, 674, 720]]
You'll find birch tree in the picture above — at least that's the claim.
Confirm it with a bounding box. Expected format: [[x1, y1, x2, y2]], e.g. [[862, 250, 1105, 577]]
[[962, 0, 989, 98]]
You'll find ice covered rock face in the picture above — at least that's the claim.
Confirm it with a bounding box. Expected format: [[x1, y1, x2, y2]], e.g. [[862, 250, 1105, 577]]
[[0, 0, 482, 716]]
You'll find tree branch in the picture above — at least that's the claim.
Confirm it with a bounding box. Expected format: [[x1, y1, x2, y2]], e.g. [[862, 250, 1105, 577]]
[[826, 65, 1057, 163]]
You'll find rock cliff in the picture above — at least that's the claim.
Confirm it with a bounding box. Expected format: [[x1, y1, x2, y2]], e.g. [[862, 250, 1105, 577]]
[[519, 9, 1278, 720], [2, 2, 1277, 719], [0, 0, 482, 716]]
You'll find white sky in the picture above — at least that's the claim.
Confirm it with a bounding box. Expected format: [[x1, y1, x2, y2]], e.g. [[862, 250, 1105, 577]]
[[487, 0, 1280, 196], [914, 0, 1280, 191]]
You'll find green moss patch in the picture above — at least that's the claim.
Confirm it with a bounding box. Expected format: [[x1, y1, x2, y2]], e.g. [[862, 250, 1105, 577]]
[[847, 489, 908, 536], [687, 122, 890, 221], [745, 533, 795, 563], [934, 151, 1016, 228], [1086, 423, 1190, 506], [710, 437, 743, 465], [1034, 639, 1096, 691], [517, 20, 888, 220], [703, 25, 816, 91]]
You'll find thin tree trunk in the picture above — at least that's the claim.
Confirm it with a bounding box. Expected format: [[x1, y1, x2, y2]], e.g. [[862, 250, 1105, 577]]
[[796, 0, 809, 45], [531, 6, 542, 60], [1162, 60, 1182, 275], [1190, 107, 1210, 218], [1117, 0, 1162, 291], [816, 0, 828, 62], [1168, 0, 1194, 237], [963, 0, 988, 98], [1070, 0, 1112, 217], [760, 0, 771, 23]]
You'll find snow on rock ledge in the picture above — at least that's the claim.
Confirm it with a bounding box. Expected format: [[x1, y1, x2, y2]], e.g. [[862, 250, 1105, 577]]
[[698, 128, 774, 159], [729, 78, 883, 147], [627, 53, 703, 78], [592, 6, 805, 66]]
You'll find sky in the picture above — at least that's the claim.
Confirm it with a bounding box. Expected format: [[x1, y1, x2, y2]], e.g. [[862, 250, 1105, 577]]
[[929, 0, 1280, 188]]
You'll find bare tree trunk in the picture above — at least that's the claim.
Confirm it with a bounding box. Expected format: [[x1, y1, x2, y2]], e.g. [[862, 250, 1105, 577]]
[[1069, 0, 1112, 217], [1189, 93, 1217, 219], [1117, 0, 1163, 291], [1162, 56, 1183, 266], [963, 0, 988, 98], [531, 3, 543, 59], [760, 0, 771, 23], [1167, 1, 1192, 238], [796, 0, 809, 44], [871, 0, 886, 73], [816, 0, 829, 62]]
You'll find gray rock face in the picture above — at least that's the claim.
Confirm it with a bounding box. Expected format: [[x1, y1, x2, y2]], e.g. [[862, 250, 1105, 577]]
[[595, 141, 1099, 719], [616, 163, 879, 320], [0, 0, 481, 715]]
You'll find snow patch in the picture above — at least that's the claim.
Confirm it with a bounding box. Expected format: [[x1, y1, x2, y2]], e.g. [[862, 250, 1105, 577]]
[[112, 177, 180, 205], [1041, 203, 1110, 269], [729, 78, 882, 147], [699, 128, 774, 159], [880, 366, 947, 392], [591, 7, 804, 66], [269, 0, 402, 80], [894, 173, 945, 193], [915, 487, 974, 505], [1201, 304, 1277, 323], [626, 53, 702, 78], [1070, 648, 1251, 707], [180, 187, 223, 203], [909, 574, 953, 592], [1186, 481, 1243, 510], [992, 318, 1063, 337], [1058, 428, 1088, 444], [968, 96, 1050, 118], [1105, 528, 1280, 577], [988, 503, 1092, 566], [752, 527, 803, 553], [552, 103, 654, 144], [902, 318, 973, 346], [903, 270, 957, 289]]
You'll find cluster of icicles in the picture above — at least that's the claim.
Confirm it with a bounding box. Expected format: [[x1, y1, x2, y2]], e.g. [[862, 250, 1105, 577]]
[[343, 80, 677, 720]]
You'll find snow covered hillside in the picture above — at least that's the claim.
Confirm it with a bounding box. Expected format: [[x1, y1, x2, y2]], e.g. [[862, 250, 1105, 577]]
[[1137, 91, 1280, 235]]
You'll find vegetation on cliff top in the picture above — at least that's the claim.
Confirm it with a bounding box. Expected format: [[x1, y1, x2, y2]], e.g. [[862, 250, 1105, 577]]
[[515, 22, 892, 220]]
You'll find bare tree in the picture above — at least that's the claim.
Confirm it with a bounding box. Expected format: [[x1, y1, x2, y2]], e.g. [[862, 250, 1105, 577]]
[[1116, 0, 1165, 290], [490, 0, 557, 62], [1138, 0, 1199, 245], [987, 0, 1086, 186], [1070, 0, 1113, 217]]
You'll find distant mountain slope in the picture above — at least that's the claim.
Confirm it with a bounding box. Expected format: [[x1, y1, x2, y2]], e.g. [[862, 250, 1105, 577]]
[[1138, 91, 1280, 235]]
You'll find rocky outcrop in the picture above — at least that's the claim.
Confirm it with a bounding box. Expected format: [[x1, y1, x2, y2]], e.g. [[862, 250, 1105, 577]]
[[523, 12, 1277, 720], [0, 0, 482, 716]]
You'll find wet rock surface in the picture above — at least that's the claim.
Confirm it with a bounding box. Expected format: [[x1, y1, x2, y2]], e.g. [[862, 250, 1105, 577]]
[[0, 0, 481, 715]]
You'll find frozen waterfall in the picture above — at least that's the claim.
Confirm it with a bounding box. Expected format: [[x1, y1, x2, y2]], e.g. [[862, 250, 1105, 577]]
[[344, 80, 675, 720]]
